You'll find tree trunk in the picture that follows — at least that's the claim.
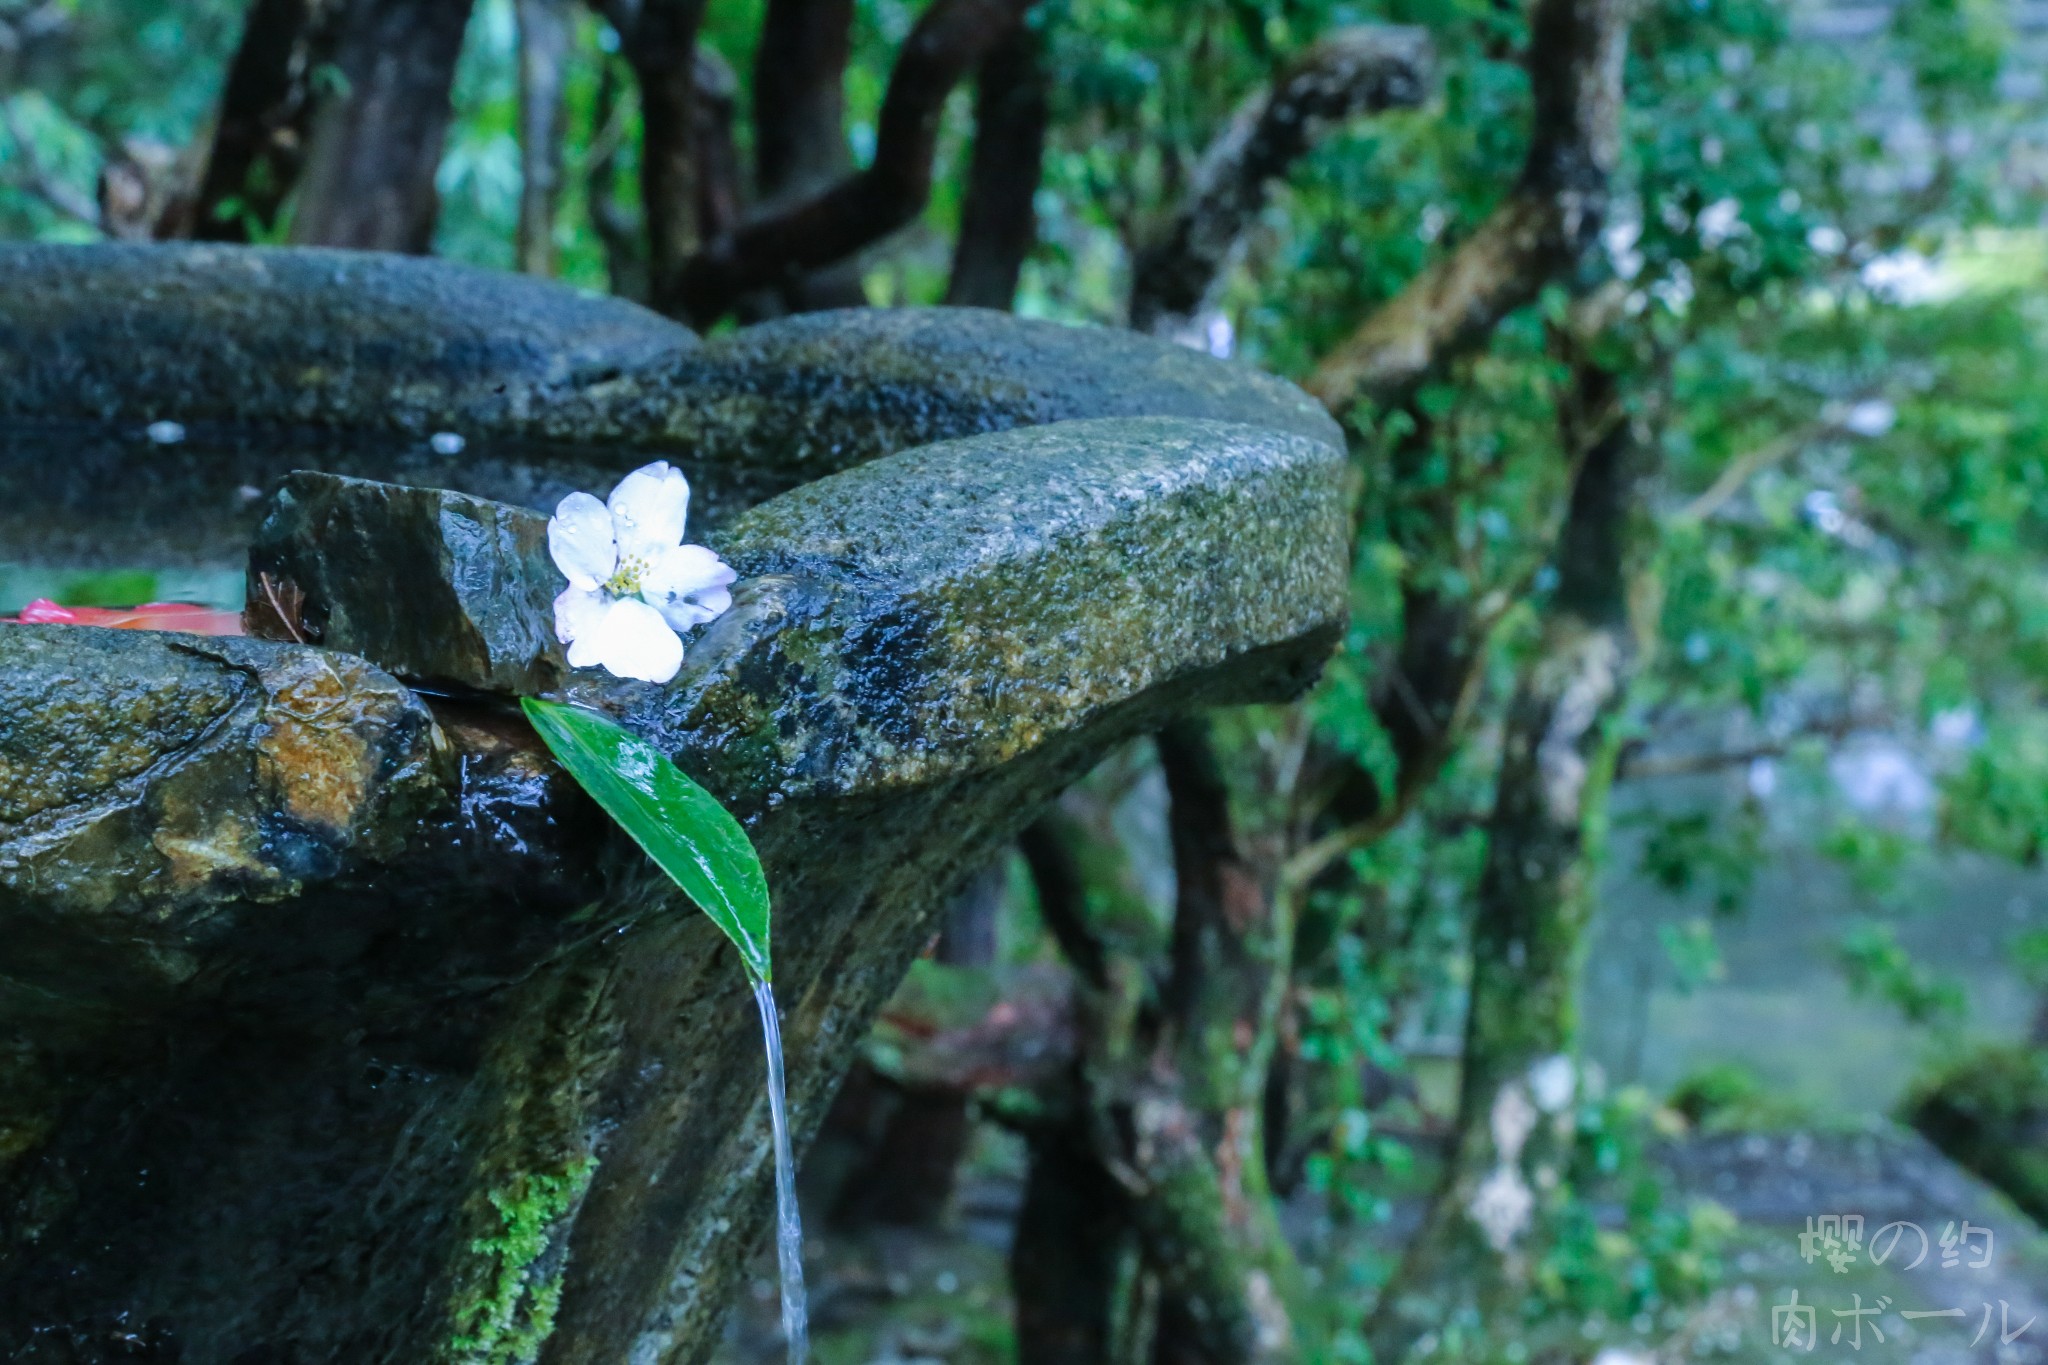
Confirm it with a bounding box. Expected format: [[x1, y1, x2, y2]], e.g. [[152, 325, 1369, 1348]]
[[587, 57, 648, 300], [755, 0, 853, 201], [822, 862, 1006, 1229], [670, 0, 1038, 325], [184, 0, 338, 242], [694, 47, 744, 244], [514, 0, 572, 274], [289, 0, 477, 252], [619, 0, 711, 306], [1011, 731, 1306, 1365], [1013, 1131, 1150, 1365], [749, 0, 865, 314], [1367, 360, 1657, 1364], [1145, 721, 1304, 1365]]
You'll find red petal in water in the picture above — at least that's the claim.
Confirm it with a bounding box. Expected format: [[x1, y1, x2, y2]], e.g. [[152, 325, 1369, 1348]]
[[2, 600, 245, 636], [14, 599, 80, 623]]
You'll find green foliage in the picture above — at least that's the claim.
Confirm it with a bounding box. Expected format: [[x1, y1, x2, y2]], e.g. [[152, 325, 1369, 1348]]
[[1893, 0, 2010, 127], [1631, 807, 1761, 913], [1943, 714, 2048, 863], [1836, 922, 1968, 1027], [521, 698, 771, 984], [1538, 1088, 1733, 1354]]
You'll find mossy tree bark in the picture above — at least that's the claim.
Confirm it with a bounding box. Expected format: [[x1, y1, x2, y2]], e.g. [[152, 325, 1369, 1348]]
[[988, 4, 1629, 1356], [1366, 355, 1659, 1364], [514, 0, 574, 275], [1004, 725, 1308, 1365]]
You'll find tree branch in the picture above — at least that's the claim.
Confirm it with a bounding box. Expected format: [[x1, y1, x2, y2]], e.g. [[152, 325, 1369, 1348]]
[[944, 18, 1049, 310], [668, 0, 1037, 325], [753, 0, 854, 204], [1157, 718, 1275, 1064], [586, 57, 647, 300], [693, 44, 743, 243], [1368, 353, 1655, 1365], [1306, 0, 1631, 413], [1017, 814, 1111, 992], [1613, 703, 1886, 782], [1129, 25, 1433, 337], [288, 0, 477, 252], [1674, 414, 1864, 525], [743, 0, 865, 314]]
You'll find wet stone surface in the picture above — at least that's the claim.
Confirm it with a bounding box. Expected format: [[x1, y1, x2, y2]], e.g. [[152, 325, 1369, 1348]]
[[0, 243, 1352, 1365], [0, 244, 1339, 572]]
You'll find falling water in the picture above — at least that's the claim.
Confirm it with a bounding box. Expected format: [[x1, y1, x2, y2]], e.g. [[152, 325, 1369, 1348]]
[[753, 978, 809, 1365]]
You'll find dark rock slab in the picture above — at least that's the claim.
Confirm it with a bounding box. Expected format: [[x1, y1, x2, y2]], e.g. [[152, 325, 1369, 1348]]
[[246, 472, 566, 695], [639, 305, 1345, 487], [0, 245, 1342, 573], [0, 241, 695, 432]]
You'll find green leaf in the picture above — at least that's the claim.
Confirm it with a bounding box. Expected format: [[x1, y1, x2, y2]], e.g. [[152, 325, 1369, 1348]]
[[521, 697, 771, 983]]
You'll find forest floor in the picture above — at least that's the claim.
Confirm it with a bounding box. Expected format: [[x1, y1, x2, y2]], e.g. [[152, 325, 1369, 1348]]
[[713, 1123, 2047, 1365]]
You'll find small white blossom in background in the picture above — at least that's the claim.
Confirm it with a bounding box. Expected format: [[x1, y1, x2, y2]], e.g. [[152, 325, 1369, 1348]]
[[1748, 756, 1779, 801], [1841, 399, 1897, 437], [1806, 223, 1847, 255], [1468, 1166, 1534, 1252], [146, 420, 185, 445], [1589, 1348, 1655, 1365], [549, 461, 736, 684], [1603, 218, 1644, 281], [1862, 249, 1950, 306], [1931, 706, 1984, 751], [430, 431, 466, 456], [1527, 1054, 1576, 1115], [1696, 197, 1744, 250]]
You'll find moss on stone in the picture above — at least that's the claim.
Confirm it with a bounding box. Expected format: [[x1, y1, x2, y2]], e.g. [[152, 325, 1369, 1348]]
[[448, 1157, 600, 1365], [1906, 1043, 2048, 1223]]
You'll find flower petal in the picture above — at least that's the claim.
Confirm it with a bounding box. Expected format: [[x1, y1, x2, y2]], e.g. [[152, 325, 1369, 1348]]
[[642, 543, 738, 629], [585, 596, 685, 683], [549, 492, 618, 589], [553, 584, 609, 654], [608, 461, 690, 559]]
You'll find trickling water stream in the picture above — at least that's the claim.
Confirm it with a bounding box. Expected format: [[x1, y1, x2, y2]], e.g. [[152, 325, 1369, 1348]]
[[754, 978, 809, 1365]]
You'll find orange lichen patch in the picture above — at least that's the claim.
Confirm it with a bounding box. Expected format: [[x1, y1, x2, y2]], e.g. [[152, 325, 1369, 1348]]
[[4, 599, 245, 635], [256, 662, 376, 835]]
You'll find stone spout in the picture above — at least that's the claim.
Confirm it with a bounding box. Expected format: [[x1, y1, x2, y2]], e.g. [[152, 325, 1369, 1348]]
[[0, 245, 1347, 1365]]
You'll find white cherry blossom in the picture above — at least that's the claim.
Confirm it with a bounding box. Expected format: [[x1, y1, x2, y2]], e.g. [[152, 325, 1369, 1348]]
[[548, 461, 736, 684]]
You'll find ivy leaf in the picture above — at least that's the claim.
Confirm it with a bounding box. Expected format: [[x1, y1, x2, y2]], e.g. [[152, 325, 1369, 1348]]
[[521, 697, 772, 983]]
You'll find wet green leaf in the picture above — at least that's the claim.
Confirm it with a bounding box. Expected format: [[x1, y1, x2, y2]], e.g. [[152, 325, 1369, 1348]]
[[521, 697, 771, 983]]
